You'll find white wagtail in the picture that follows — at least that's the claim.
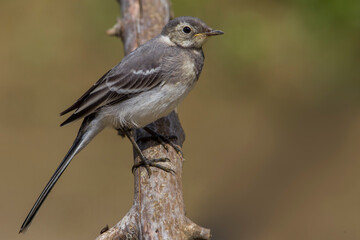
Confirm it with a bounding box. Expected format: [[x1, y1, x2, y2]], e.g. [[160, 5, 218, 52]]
[[19, 16, 223, 233]]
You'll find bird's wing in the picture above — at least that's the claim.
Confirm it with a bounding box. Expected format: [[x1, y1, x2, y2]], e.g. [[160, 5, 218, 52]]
[[60, 41, 166, 126]]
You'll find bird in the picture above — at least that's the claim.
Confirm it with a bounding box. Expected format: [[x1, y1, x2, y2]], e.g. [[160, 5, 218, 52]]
[[19, 16, 223, 233]]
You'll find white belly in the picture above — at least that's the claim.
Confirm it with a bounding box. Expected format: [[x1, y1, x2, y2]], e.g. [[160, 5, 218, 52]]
[[101, 80, 196, 129]]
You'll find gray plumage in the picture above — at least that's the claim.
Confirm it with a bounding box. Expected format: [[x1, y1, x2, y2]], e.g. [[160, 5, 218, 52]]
[[20, 16, 223, 233], [61, 36, 204, 128]]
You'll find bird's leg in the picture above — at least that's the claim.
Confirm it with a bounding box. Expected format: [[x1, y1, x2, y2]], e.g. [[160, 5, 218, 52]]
[[143, 126, 183, 156], [123, 129, 175, 176]]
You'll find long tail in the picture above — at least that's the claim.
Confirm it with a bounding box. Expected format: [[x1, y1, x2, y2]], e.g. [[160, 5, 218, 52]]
[[19, 115, 104, 233]]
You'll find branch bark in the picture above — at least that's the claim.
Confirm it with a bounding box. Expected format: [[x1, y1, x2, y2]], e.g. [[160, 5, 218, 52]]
[[96, 0, 210, 239]]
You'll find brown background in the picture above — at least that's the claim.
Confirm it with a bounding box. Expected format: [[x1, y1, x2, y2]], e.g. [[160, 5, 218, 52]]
[[1, 0, 360, 239]]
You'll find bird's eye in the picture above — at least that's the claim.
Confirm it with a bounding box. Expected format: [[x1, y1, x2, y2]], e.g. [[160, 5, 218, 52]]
[[182, 26, 191, 34]]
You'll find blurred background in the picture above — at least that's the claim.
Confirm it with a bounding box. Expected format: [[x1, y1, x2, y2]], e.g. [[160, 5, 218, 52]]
[[1, 0, 360, 239]]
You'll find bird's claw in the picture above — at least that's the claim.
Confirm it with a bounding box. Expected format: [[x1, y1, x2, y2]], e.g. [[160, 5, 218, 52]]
[[132, 157, 175, 177], [161, 135, 183, 156], [141, 128, 184, 157], [154, 135, 182, 155]]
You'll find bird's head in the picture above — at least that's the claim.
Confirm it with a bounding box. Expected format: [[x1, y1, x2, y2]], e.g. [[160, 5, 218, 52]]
[[161, 16, 224, 49]]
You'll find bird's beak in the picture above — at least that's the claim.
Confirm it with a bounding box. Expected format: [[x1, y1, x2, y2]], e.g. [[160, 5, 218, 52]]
[[195, 29, 224, 37], [204, 29, 224, 36]]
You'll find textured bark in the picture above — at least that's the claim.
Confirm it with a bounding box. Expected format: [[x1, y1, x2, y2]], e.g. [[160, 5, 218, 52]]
[[96, 0, 210, 239]]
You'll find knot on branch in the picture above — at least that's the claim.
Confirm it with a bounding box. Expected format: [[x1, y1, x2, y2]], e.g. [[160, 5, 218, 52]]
[[106, 17, 122, 37], [183, 217, 211, 240]]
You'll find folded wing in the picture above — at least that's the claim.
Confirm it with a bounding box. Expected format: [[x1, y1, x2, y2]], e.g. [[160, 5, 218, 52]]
[[60, 41, 166, 126]]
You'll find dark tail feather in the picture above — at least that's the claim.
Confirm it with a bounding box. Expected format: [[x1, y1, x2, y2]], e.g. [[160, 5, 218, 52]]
[[19, 116, 99, 233], [19, 137, 82, 233]]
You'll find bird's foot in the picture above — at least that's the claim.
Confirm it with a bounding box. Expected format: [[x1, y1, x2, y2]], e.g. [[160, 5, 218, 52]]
[[142, 127, 183, 156], [132, 156, 175, 177], [116, 128, 126, 138]]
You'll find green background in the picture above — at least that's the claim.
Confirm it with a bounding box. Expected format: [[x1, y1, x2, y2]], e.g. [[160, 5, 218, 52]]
[[1, 0, 360, 239]]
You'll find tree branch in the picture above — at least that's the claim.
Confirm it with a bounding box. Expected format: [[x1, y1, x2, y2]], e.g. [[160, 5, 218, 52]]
[[97, 0, 210, 239]]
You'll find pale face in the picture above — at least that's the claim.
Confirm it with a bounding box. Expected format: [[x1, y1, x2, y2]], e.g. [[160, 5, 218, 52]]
[[168, 21, 210, 48], [162, 17, 224, 49]]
